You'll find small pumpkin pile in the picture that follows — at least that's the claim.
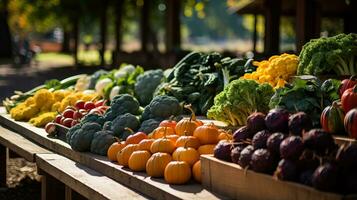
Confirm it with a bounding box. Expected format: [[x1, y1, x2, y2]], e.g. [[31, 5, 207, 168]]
[[107, 105, 230, 184], [320, 77, 357, 138]]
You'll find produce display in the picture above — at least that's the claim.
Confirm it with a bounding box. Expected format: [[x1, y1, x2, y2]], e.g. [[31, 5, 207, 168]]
[[214, 110, 357, 194], [2, 33, 357, 195], [106, 106, 228, 184]]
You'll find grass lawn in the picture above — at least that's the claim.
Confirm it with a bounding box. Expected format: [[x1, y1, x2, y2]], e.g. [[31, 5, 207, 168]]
[[36, 50, 112, 66]]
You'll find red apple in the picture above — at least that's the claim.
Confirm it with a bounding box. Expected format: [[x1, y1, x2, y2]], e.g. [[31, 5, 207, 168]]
[[75, 100, 85, 109], [62, 109, 75, 118], [84, 101, 96, 110], [62, 118, 74, 128], [45, 122, 56, 135]]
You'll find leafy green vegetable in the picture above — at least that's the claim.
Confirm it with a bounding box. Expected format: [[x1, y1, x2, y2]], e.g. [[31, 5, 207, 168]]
[[269, 77, 339, 127], [207, 79, 274, 126], [298, 33, 357, 75]]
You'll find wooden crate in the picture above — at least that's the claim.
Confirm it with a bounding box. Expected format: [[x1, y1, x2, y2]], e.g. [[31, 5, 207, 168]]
[[201, 155, 357, 200]]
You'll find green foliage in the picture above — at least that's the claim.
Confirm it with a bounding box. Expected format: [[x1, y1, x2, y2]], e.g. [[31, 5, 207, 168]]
[[207, 79, 274, 126], [298, 33, 357, 75], [269, 78, 341, 127]]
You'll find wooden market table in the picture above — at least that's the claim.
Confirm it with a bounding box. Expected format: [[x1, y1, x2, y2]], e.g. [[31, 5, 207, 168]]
[[0, 107, 225, 200]]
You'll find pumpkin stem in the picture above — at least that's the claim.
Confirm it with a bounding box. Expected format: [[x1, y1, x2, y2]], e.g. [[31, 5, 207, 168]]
[[114, 137, 121, 143], [184, 104, 196, 121], [124, 127, 135, 134]]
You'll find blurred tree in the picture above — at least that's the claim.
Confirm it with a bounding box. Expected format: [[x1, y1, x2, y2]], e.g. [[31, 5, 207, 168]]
[[0, 0, 12, 58]]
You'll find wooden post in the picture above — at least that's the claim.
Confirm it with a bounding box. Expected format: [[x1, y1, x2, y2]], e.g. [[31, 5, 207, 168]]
[[0, 145, 7, 187], [296, 0, 321, 52], [264, 0, 281, 55], [344, 0, 357, 34], [113, 0, 124, 66], [40, 171, 65, 200], [165, 0, 181, 52], [140, 0, 150, 52], [65, 186, 87, 200], [252, 14, 258, 53], [100, 0, 109, 66]]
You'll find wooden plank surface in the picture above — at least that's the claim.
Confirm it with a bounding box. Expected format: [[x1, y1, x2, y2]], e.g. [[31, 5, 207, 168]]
[[201, 155, 357, 200], [36, 153, 147, 200], [0, 107, 224, 200], [0, 125, 51, 162]]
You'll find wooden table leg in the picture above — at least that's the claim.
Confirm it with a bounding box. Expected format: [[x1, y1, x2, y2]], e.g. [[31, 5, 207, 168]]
[[0, 144, 7, 187], [65, 186, 87, 200], [40, 171, 65, 200]]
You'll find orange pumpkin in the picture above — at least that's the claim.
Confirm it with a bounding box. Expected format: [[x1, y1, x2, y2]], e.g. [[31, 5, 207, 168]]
[[159, 119, 177, 130], [175, 105, 200, 136], [107, 140, 126, 161], [198, 144, 216, 155], [151, 126, 175, 139], [172, 146, 199, 166], [164, 161, 192, 184], [117, 144, 138, 167], [193, 123, 219, 144], [150, 137, 176, 154], [175, 136, 200, 149], [128, 150, 151, 171], [125, 128, 148, 145], [192, 160, 202, 183], [166, 135, 180, 144], [137, 139, 155, 151], [146, 152, 172, 177]]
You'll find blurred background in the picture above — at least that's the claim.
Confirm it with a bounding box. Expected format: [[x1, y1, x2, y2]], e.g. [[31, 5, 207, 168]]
[[0, 0, 356, 97]]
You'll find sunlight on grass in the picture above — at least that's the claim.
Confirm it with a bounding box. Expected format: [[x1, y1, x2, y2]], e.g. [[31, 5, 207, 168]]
[[37, 50, 112, 66]]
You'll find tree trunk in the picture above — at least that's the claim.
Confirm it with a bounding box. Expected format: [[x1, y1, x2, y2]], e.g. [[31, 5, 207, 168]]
[[99, 0, 108, 66], [140, 0, 150, 52], [0, 0, 12, 58], [165, 0, 181, 52], [113, 0, 124, 67], [73, 17, 79, 66], [61, 31, 71, 53]]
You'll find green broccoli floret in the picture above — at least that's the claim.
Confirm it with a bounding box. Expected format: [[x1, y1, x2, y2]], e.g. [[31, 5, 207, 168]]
[[298, 33, 357, 75], [135, 69, 164, 106], [141, 95, 182, 121], [81, 113, 105, 125], [207, 79, 274, 126], [138, 119, 161, 134], [68, 122, 102, 152], [107, 94, 140, 120], [90, 130, 116, 156], [111, 113, 140, 139]]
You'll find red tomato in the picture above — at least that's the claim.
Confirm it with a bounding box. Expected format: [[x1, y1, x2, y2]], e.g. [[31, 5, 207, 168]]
[[84, 102, 96, 110], [62, 118, 74, 128], [75, 100, 85, 110], [62, 109, 75, 118], [54, 114, 63, 124]]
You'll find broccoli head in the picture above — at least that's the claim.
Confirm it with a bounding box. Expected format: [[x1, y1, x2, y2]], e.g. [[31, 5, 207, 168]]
[[81, 113, 105, 125], [141, 95, 182, 121], [111, 113, 140, 138], [138, 119, 161, 134], [135, 69, 164, 106], [110, 94, 140, 116], [68, 122, 102, 152]]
